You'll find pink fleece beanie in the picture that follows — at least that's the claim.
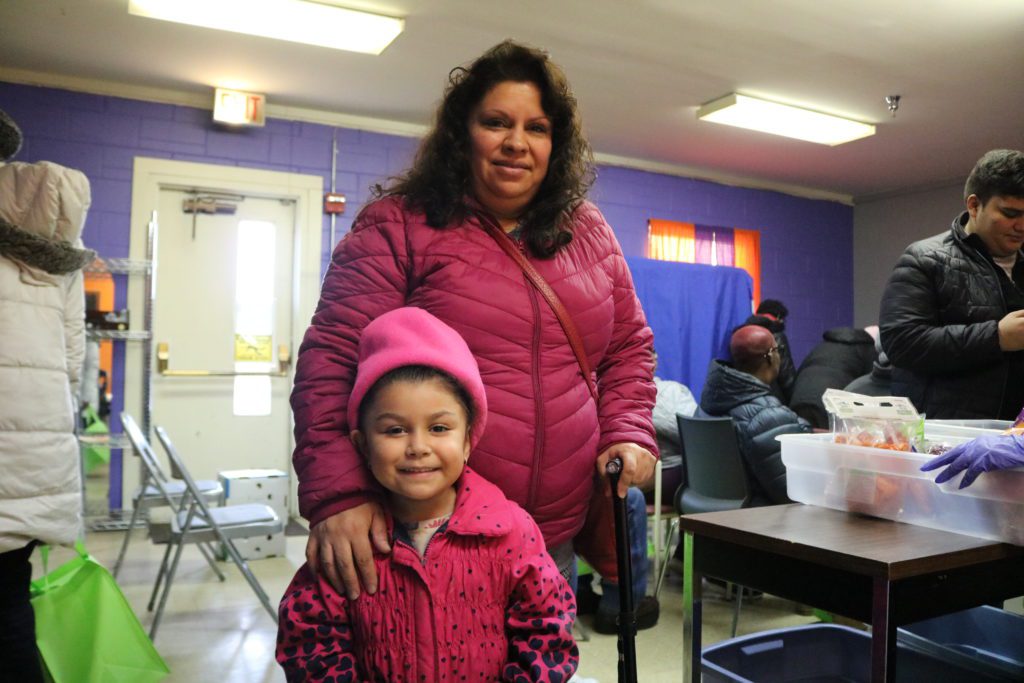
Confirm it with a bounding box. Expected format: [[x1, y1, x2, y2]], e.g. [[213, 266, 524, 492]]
[[347, 307, 488, 448]]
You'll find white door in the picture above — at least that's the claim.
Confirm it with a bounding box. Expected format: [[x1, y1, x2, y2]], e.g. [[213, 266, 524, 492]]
[[126, 159, 323, 514], [151, 189, 296, 476]]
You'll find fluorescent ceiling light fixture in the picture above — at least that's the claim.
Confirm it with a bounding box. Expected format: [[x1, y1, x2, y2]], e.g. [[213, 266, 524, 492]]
[[128, 0, 404, 55], [697, 93, 875, 146]]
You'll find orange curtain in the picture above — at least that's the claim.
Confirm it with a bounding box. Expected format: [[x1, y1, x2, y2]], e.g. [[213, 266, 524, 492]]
[[733, 228, 761, 307], [647, 219, 695, 262], [84, 267, 115, 389]]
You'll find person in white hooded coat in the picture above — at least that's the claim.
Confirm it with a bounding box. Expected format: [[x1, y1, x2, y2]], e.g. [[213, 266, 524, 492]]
[[0, 108, 94, 683]]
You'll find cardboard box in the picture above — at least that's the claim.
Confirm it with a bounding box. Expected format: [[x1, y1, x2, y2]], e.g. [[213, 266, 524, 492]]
[[217, 469, 289, 560], [218, 469, 288, 518], [227, 532, 287, 561]]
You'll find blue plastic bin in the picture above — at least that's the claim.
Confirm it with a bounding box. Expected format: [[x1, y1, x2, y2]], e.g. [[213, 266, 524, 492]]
[[701, 623, 1001, 682], [898, 606, 1024, 681]]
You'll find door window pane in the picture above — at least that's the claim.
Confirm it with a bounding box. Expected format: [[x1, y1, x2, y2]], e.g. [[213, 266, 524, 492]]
[[233, 220, 275, 416]]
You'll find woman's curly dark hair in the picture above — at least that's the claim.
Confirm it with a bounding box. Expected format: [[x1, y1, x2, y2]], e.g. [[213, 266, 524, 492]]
[[374, 40, 594, 257]]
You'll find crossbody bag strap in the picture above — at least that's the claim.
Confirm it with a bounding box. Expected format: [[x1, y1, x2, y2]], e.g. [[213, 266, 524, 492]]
[[479, 216, 599, 402]]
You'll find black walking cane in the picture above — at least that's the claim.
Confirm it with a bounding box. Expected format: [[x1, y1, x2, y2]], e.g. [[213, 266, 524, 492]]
[[605, 458, 639, 683]]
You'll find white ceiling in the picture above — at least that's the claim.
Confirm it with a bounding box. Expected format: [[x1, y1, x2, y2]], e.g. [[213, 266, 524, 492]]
[[2, 0, 1023, 203]]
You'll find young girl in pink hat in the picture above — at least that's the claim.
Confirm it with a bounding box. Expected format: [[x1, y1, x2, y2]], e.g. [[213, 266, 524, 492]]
[[276, 307, 578, 682]]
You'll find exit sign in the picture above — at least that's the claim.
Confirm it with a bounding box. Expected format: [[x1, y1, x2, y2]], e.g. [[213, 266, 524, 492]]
[[213, 88, 266, 127]]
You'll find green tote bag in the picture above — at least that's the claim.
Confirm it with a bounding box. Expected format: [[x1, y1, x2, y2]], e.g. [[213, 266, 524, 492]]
[[30, 544, 170, 683], [79, 405, 111, 474]]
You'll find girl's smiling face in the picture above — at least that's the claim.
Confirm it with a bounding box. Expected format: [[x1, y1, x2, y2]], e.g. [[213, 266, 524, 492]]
[[352, 377, 470, 522]]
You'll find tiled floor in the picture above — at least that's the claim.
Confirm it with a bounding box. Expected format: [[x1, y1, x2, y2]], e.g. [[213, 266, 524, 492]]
[[33, 523, 1023, 682], [30, 524, 818, 683]]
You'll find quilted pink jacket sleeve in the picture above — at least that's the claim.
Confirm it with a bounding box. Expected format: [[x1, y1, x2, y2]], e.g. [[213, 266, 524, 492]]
[[581, 207, 658, 458], [290, 198, 410, 525]]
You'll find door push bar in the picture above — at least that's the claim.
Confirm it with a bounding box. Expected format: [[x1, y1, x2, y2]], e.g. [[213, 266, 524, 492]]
[[156, 342, 291, 377]]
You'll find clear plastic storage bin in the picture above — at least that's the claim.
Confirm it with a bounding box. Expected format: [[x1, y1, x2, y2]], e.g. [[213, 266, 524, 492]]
[[702, 624, 1001, 682], [926, 419, 1013, 430], [924, 419, 1013, 440], [778, 430, 1024, 545]]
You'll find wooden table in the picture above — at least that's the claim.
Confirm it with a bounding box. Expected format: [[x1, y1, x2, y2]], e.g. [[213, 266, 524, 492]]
[[679, 504, 1024, 682]]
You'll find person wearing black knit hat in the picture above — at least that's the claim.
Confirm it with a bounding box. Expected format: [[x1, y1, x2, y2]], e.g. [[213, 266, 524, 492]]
[[744, 298, 797, 403]]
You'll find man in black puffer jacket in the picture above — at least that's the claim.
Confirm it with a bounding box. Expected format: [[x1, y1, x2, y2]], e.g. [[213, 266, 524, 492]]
[[880, 149, 1024, 420], [698, 325, 812, 505]]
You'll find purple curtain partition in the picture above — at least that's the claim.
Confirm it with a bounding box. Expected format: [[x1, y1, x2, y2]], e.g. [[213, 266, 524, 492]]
[[695, 225, 735, 266], [716, 227, 735, 266], [694, 225, 715, 264]]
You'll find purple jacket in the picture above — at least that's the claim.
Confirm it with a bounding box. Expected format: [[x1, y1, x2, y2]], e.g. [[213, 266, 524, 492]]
[[277, 469, 578, 682], [291, 196, 656, 546]]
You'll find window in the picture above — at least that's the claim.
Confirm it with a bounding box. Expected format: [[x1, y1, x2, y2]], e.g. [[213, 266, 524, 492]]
[[233, 220, 276, 416], [647, 219, 761, 306]]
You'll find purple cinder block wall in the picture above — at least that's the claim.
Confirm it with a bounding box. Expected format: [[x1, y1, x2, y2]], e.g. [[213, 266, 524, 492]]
[[1, 80, 852, 391], [0, 82, 418, 436], [591, 166, 853, 364]]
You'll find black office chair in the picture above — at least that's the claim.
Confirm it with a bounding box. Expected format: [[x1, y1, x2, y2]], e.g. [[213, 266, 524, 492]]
[[660, 414, 751, 636], [676, 415, 751, 514]]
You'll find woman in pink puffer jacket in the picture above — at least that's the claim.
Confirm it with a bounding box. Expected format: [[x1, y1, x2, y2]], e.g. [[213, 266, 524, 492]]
[[291, 40, 657, 605]]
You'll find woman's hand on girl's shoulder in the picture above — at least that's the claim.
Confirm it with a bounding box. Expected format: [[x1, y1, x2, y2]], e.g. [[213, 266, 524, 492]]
[[306, 501, 391, 600]]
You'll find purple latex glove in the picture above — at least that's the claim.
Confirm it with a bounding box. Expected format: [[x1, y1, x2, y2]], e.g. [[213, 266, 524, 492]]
[[920, 433, 1024, 488]]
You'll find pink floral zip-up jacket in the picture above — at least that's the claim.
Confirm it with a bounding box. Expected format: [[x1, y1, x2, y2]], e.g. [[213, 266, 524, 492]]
[[291, 196, 657, 547], [277, 469, 578, 682]]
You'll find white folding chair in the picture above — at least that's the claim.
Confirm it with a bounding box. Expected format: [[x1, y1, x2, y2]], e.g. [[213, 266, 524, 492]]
[[648, 458, 678, 583], [147, 425, 282, 639], [114, 413, 224, 580]]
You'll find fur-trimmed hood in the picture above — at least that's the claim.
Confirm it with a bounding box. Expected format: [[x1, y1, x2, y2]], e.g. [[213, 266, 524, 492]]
[[0, 161, 91, 244], [0, 160, 93, 276], [0, 217, 95, 275]]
